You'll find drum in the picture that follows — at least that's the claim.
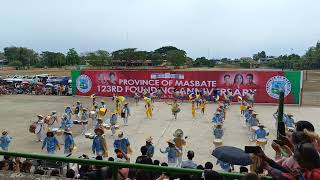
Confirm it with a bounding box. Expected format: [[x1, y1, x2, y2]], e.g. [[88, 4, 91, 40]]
[[213, 139, 223, 145], [89, 111, 96, 118], [73, 120, 80, 124], [29, 123, 37, 133], [85, 133, 92, 138], [44, 115, 51, 124], [251, 126, 259, 132], [99, 108, 107, 116], [256, 138, 267, 146], [35, 124, 42, 134]]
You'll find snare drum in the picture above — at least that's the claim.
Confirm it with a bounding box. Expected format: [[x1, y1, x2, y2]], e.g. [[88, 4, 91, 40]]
[[213, 139, 223, 146], [251, 126, 259, 132], [256, 138, 267, 146], [89, 111, 96, 118]]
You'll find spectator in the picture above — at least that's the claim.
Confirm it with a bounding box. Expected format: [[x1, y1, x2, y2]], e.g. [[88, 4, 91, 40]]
[[241, 173, 260, 180], [197, 165, 204, 170], [204, 162, 213, 170], [66, 169, 75, 178], [295, 120, 315, 132], [203, 170, 222, 180], [0, 160, 9, 171], [84, 155, 108, 180], [21, 160, 32, 173], [136, 146, 153, 164], [161, 162, 168, 166], [126, 168, 137, 180], [50, 169, 60, 176], [115, 149, 130, 162], [181, 150, 197, 169], [146, 136, 155, 158], [153, 159, 160, 166]]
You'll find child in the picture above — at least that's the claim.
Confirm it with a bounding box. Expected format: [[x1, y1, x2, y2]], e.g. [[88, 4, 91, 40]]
[[0, 131, 12, 151], [200, 99, 207, 115], [121, 102, 130, 126], [63, 129, 75, 154], [191, 100, 196, 119], [92, 127, 108, 157], [42, 130, 60, 154], [160, 139, 180, 167], [110, 113, 118, 136], [115, 99, 121, 116], [145, 101, 153, 119], [166, 100, 180, 120], [240, 101, 246, 116], [213, 124, 223, 139]]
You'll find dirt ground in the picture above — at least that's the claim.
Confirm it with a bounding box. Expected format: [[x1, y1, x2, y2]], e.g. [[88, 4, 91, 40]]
[[0, 95, 319, 169]]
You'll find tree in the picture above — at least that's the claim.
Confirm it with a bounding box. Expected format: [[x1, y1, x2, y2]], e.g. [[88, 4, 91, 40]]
[[166, 50, 187, 66], [66, 48, 80, 65], [8, 60, 23, 70], [41, 51, 66, 67], [4, 47, 38, 67], [86, 50, 111, 67], [253, 51, 266, 61], [154, 46, 179, 58], [0, 52, 5, 59], [193, 57, 215, 67]]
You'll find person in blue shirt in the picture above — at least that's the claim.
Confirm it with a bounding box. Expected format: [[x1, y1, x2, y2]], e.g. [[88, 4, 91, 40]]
[[160, 139, 180, 167], [92, 127, 108, 157], [145, 136, 154, 158], [212, 112, 222, 124], [60, 113, 73, 130], [64, 106, 73, 121], [216, 160, 234, 172], [255, 125, 269, 150], [245, 108, 253, 128], [213, 124, 224, 139], [42, 131, 60, 154], [0, 131, 12, 151], [63, 129, 75, 154], [74, 101, 82, 121], [113, 131, 131, 154], [248, 112, 259, 141], [80, 108, 89, 135], [121, 102, 130, 126]]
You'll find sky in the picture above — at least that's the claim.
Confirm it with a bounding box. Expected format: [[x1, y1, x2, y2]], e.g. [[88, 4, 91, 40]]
[[0, 0, 320, 59]]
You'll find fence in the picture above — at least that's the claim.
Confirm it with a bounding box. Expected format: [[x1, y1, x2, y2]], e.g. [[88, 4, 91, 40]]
[[0, 151, 272, 180]]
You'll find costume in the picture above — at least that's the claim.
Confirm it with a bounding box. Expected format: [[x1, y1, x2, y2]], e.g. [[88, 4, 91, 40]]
[[121, 104, 130, 125], [64, 106, 73, 120], [48, 111, 58, 129], [212, 113, 222, 124], [90, 108, 98, 129], [173, 129, 186, 167], [64, 131, 75, 154], [255, 126, 268, 150], [160, 140, 180, 167], [92, 134, 108, 157], [36, 116, 46, 142], [75, 102, 82, 121], [145, 103, 153, 119], [109, 114, 118, 136], [114, 133, 131, 154], [115, 101, 121, 115], [42, 135, 60, 154], [213, 127, 223, 139], [0, 134, 12, 151], [169, 102, 180, 120], [191, 103, 196, 119], [80, 110, 89, 135], [60, 114, 73, 129], [200, 100, 206, 114]]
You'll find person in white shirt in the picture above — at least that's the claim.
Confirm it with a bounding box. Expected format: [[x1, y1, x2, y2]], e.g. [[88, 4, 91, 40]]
[[181, 150, 197, 169]]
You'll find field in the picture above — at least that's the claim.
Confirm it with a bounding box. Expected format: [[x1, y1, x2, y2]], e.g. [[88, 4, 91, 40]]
[[0, 95, 319, 169]]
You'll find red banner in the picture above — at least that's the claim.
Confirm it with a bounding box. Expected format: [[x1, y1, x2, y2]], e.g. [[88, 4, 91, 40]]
[[75, 70, 297, 104]]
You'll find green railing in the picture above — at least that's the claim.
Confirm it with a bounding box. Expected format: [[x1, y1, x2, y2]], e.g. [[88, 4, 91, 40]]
[[0, 151, 272, 179]]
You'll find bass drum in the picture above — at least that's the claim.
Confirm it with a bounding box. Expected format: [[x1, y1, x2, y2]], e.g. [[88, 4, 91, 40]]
[[35, 124, 42, 134], [29, 123, 37, 133]]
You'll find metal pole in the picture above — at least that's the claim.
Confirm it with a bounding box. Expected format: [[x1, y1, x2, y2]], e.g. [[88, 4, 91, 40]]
[[113, 167, 119, 180], [277, 91, 285, 138]]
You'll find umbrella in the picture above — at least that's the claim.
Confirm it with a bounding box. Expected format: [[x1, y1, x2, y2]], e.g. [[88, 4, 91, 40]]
[[212, 146, 252, 166], [45, 83, 54, 87]]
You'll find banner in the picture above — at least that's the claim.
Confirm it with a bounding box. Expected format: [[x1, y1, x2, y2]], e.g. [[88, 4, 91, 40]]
[[72, 70, 303, 104]]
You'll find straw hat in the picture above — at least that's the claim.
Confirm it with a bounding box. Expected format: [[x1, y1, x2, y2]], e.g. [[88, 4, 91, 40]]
[[173, 129, 183, 138], [258, 125, 265, 128], [146, 136, 153, 142], [94, 127, 104, 134], [248, 108, 254, 111], [215, 112, 220, 115], [2, 131, 8, 135], [37, 115, 43, 118], [82, 108, 88, 111], [287, 113, 293, 117], [124, 102, 128, 105], [76, 101, 80, 103], [252, 112, 258, 115], [52, 111, 57, 114], [62, 113, 68, 118], [167, 139, 175, 145]]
